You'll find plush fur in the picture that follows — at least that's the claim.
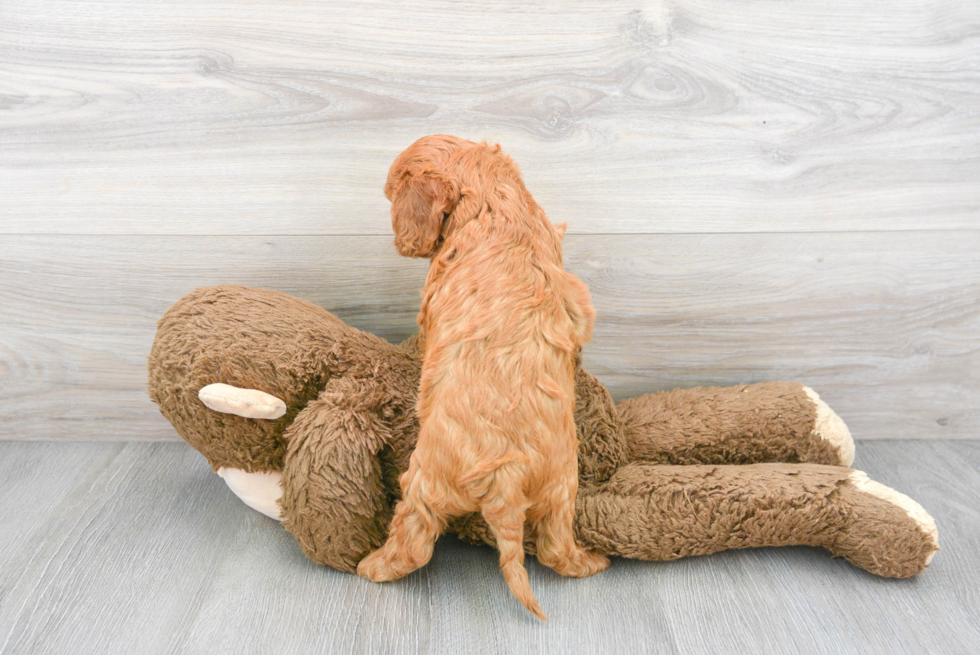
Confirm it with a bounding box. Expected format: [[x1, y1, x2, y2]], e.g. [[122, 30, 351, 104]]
[[148, 285, 940, 616], [356, 136, 606, 618]]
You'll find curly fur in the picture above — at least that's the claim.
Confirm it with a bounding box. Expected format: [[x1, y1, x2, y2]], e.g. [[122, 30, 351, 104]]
[[356, 136, 609, 619]]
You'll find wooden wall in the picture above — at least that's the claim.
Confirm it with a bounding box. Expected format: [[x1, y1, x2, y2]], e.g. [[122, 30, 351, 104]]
[[2, 0, 978, 440]]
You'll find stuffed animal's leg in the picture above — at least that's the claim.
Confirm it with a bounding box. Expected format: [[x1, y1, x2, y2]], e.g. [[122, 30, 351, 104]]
[[616, 382, 854, 467], [576, 462, 938, 578], [279, 377, 402, 573]]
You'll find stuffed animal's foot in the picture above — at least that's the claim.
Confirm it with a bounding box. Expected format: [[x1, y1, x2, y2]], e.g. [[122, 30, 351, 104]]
[[803, 387, 854, 466], [831, 470, 939, 577]]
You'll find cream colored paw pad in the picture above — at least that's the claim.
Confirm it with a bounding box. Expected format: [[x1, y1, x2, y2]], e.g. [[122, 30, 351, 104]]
[[217, 468, 284, 521], [849, 470, 939, 564], [804, 387, 855, 467], [199, 383, 287, 420]]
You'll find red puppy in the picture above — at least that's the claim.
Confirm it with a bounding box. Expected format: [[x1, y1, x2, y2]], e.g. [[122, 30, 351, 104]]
[[357, 135, 609, 620]]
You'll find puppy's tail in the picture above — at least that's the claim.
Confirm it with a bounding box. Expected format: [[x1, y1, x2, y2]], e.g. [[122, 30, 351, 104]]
[[482, 502, 548, 621], [501, 550, 547, 621]]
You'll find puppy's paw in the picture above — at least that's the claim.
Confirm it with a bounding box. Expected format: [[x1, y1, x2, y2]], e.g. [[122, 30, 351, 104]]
[[551, 549, 611, 578], [356, 550, 402, 582]]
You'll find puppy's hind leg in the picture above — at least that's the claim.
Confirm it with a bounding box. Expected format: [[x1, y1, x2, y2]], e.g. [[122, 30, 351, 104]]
[[533, 472, 610, 578], [357, 465, 443, 583], [482, 492, 548, 621]]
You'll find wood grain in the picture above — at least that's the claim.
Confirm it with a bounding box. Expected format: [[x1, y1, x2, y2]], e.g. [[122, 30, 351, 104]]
[[1, 231, 976, 441], [0, 440, 977, 654], [1, 0, 978, 235]]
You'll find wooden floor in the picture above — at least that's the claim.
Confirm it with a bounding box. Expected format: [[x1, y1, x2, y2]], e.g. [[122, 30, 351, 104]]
[[1, 440, 977, 655]]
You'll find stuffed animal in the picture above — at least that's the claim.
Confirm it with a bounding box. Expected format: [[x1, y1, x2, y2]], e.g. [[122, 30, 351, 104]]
[[148, 285, 938, 581]]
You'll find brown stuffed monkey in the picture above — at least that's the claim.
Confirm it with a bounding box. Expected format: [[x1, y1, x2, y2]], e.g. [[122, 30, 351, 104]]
[[148, 285, 938, 585]]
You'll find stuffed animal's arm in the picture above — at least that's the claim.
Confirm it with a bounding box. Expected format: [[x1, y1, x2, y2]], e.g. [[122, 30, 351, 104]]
[[277, 377, 403, 573], [575, 461, 938, 578], [616, 382, 854, 467], [194, 377, 403, 573]]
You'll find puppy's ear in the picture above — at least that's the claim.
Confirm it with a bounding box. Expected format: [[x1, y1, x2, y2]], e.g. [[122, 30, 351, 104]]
[[559, 273, 595, 347], [389, 167, 460, 258]]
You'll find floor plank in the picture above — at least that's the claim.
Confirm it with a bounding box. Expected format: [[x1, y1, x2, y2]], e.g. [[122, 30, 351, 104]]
[[2, 0, 978, 235], [0, 440, 977, 654], [2, 232, 977, 440]]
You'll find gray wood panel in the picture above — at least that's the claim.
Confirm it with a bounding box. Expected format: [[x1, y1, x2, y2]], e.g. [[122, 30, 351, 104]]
[[0, 440, 977, 654], [1, 231, 977, 441], [2, 0, 978, 235]]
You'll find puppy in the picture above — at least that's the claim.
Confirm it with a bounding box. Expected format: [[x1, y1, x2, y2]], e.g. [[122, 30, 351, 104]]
[[357, 135, 609, 620]]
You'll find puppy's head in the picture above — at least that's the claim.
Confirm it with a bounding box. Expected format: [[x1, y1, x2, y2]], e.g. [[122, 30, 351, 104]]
[[385, 135, 473, 258]]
